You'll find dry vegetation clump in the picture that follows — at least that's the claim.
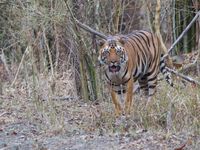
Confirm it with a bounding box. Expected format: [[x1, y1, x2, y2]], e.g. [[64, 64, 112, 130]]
[[0, 0, 200, 149], [0, 71, 200, 149]]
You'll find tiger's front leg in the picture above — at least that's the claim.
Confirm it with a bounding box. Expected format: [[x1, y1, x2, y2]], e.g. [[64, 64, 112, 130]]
[[125, 77, 133, 117], [111, 90, 122, 118]]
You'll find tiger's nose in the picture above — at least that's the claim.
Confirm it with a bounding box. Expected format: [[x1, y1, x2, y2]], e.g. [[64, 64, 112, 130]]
[[111, 60, 117, 63], [110, 60, 118, 65]]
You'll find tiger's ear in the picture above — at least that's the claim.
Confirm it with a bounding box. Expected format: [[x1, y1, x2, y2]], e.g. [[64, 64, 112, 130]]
[[119, 37, 127, 45], [97, 39, 106, 47]]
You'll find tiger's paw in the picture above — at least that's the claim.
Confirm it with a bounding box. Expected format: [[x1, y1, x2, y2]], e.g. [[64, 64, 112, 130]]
[[114, 109, 122, 118], [114, 115, 131, 134]]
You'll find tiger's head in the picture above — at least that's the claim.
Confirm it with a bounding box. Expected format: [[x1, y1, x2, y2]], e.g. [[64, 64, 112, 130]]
[[98, 36, 128, 73]]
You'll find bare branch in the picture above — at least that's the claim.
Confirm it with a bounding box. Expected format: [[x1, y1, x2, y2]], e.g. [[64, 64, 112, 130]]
[[42, 96, 78, 101], [75, 19, 107, 39], [166, 67, 200, 87], [64, 0, 107, 39], [11, 46, 29, 87], [164, 11, 200, 58]]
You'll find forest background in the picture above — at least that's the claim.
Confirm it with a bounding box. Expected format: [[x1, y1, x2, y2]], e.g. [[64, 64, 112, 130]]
[[0, 0, 200, 149]]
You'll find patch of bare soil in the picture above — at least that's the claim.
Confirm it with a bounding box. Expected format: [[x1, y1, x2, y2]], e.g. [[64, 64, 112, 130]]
[[0, 98, 199, 150]]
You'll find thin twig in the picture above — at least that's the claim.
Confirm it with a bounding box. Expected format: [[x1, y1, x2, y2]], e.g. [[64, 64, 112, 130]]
[[42, 96, 78, 101], [1, 41, 21, 51], [0, 112, 11, 117], [11, 46, 29, 87]]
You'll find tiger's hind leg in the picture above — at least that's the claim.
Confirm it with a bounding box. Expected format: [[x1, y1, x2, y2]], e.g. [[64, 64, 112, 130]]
[[145, 74, 158, 108], [138, 76, 149, 97]]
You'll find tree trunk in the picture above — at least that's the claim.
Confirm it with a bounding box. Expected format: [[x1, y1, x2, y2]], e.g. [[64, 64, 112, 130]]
[[70, 0, 90, 100], [155, 0, 173, 68], [92, 0, 103, 100], [113, 0, 121, 34], [69, 0, 100, 101]]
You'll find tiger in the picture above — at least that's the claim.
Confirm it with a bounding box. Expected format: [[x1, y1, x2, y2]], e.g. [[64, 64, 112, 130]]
[[98, 30, 173, 118]]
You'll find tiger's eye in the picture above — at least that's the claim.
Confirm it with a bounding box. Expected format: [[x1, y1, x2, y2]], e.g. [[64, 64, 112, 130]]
[[103, 49, 109, 56], [116, 48, 123, 55]]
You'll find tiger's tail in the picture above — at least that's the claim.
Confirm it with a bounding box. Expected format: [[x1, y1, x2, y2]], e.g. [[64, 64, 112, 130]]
[[160, 54, 173, 87]]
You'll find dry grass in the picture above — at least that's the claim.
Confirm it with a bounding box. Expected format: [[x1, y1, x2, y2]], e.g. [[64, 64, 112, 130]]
[[1, 0, 199, 149], [0, 70, 200, 149]]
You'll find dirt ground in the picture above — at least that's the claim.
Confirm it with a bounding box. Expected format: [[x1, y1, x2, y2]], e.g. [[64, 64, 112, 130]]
[[0, 97, 200, 150], [0, 71, 200, 150]]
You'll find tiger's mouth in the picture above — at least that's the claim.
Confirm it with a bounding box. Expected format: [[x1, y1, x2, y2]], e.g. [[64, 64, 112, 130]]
[[109, 65, 121, 72]]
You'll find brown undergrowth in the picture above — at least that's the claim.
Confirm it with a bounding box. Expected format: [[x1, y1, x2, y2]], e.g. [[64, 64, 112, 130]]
[[0, 70, 200, 149]]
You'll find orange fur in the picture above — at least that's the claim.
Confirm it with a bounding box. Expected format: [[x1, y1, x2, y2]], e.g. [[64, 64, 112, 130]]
[[98, 30, 172, 117]]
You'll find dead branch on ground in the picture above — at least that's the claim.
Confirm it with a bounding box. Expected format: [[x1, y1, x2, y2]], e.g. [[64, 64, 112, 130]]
[[42, 96, 78, 101], [166, 67, 200, 87]]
